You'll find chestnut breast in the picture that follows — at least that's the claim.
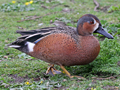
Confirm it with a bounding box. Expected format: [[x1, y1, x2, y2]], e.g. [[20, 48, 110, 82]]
[[29, 33, 100, 66]]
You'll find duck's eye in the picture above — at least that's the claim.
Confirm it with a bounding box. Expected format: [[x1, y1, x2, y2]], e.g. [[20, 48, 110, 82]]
[[90, 21, 94, 24]]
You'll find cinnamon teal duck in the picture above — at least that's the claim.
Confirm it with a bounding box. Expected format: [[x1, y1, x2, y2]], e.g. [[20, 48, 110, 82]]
[[8, 14, 113, 78]]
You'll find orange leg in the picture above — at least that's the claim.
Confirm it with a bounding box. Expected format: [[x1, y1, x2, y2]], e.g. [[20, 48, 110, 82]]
[[46, 64, 61, 76], [60, 65, 85, 79]]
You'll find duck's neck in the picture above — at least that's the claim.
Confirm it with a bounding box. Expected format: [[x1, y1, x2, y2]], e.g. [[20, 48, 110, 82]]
[[77, 25, 93, 36]]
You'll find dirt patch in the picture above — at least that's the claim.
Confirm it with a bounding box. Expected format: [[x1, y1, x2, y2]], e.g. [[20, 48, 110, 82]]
[[100, 6, 110, 12], [33, 77, 41, 81], [53, 86, 69, 90], [9, 74, 29, 83], [9, 73, 49, 83], [103, 85, 119, 90]]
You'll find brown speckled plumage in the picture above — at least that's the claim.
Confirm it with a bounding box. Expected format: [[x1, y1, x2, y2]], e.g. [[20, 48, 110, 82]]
[[29, 33, 100, 66]]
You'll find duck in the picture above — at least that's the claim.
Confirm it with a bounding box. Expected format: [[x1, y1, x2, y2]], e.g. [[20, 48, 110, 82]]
[[8, 14, 113, 78]]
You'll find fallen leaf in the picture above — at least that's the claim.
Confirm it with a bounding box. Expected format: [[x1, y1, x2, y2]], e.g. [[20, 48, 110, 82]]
[[38, 23, 43, 27], [4, 40, 8, 43], [4, 56, 8, 59], [63, 79, 67, 82], [62, 8, 71, 13], [50, 20, 53, 24]]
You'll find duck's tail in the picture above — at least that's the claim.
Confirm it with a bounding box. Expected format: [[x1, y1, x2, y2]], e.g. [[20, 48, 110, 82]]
[[8, 37, 35, 53], [8, 39, 27, 53]]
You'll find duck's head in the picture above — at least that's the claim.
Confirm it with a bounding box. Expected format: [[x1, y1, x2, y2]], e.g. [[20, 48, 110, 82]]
[[77, 14, 113, 39]]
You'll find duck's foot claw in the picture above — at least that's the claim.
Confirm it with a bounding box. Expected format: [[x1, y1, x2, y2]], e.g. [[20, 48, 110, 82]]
[[46, 65, 61, 76]]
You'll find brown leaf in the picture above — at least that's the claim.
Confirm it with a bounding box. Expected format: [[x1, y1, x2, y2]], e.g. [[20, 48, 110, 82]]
[[4, 40, 8, 43], [4, 56, 8, 59], [62, 8, 71, 13]]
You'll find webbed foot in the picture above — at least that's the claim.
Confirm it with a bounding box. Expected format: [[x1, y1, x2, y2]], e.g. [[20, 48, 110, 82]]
[[46, 64, 61, 76]]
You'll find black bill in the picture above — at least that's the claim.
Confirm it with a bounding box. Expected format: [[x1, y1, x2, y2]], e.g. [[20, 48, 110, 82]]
[[94, 26, 114, 39]]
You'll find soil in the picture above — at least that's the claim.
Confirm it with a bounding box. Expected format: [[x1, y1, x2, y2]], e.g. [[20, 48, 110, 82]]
[[9, 74, 29, 83], [100, 6, 110, 12]]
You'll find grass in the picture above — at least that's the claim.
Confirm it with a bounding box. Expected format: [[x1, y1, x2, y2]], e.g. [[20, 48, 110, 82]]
[[0, 0, 120, 90]]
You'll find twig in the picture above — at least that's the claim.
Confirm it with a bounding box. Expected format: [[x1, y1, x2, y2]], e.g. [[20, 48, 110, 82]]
[[41, 4, 61, 9], [17, 11, 61, 22], [41, 5, 48, 9], [70, 0, 75, 3], [93, 0, 99, 11], [50, 4, 61, 9], [92, 75, 119, 80]]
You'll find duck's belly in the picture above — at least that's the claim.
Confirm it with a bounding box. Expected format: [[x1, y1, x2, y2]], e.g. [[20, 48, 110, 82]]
[[30, 33, 100, 66]]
